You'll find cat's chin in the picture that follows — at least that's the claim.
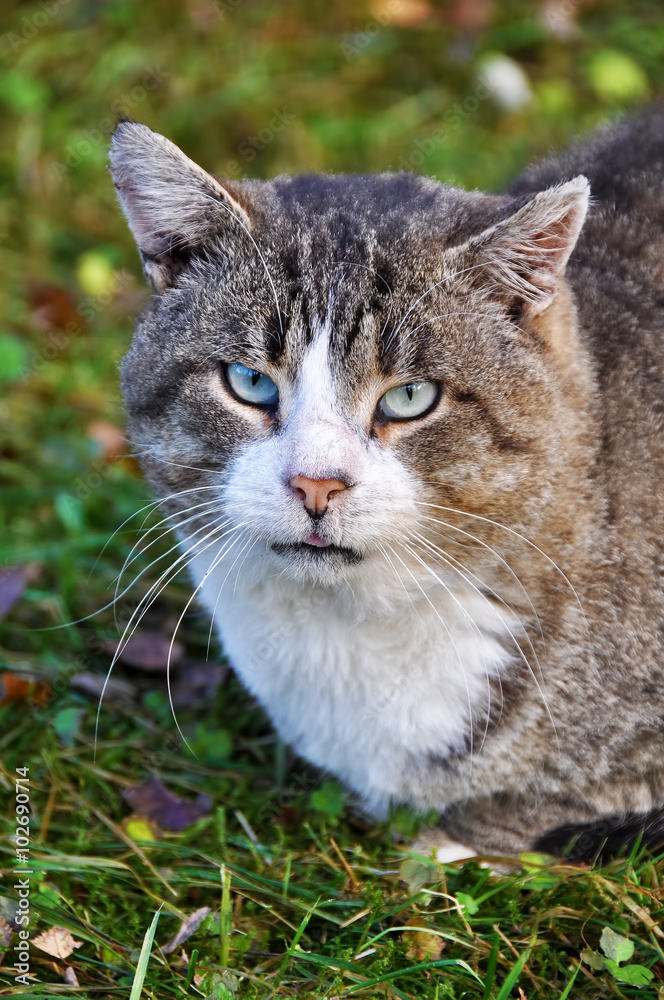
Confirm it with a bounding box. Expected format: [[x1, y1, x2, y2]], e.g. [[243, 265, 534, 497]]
[[270, 540, 364, 581]]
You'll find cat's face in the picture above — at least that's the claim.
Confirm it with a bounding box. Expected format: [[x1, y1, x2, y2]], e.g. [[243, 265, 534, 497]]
[[112, 124, 589, 589]]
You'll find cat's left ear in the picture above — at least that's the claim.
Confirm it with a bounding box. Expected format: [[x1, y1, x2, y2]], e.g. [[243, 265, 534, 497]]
[[463, 176, 590, 316]]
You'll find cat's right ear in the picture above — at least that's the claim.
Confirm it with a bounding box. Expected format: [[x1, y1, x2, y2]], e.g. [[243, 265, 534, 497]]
[[456, 176, 590, 318], [109, 122, 251, 292]]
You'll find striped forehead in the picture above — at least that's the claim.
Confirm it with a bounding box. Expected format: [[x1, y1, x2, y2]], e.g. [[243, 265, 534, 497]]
[[268, 253, 407, 377]]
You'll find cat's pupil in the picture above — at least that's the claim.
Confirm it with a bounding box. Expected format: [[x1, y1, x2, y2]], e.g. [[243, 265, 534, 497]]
[[251, 371, 260, 386], [406, 385, 414, 401]]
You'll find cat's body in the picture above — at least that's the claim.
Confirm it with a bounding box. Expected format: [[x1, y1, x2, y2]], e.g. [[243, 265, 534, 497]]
[[110, 108, 664, 860]]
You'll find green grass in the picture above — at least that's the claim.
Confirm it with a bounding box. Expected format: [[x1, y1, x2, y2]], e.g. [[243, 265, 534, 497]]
[[2, 0, 664, 995]]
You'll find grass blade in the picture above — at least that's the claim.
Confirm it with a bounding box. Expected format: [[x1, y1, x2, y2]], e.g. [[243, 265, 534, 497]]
[[272, 898, 320, 990], [220, 863, 232, 967], [130, 905, 163, 1000], [494, 947, 531, 1000], [483, 932, 500, 1000]]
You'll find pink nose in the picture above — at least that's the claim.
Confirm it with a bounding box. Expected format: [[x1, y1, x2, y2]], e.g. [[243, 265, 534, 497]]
[[289, 475, 347, 516]]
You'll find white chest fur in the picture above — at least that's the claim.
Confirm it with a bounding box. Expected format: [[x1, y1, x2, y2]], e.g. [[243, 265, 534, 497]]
[[189, 546, 516, 816]]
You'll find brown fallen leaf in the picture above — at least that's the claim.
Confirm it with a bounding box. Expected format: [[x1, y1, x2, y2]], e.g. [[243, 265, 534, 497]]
[[27, 282, 84, 332], [0, 672, 50, 707], [104, 632, 184, 671], [122, 775, 212, 831], [63, 966, 80, 987], [0, 564, 41, 621], [402, 916, 444, 962], [161, 906, 211, 954], [33, 927, 83, 959], [171, 662, 228, 707], [70, 671, 135, 706], [442, 0, 493, 30]]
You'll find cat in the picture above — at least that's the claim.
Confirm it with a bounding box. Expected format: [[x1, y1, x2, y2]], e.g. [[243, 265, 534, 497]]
[[109, 107, 664, 863]]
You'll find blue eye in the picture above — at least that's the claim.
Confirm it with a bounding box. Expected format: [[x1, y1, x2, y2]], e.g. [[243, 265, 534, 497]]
[[378, 381, 440, 420], [225, 363, 279, 408]]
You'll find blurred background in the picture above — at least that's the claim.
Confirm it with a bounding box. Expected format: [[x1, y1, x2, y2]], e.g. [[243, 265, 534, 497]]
[[1, 0, 664, 746], [1, 4, 664, 991]]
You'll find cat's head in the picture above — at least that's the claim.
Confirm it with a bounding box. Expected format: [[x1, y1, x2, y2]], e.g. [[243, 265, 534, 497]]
[[110, 122, 589, 590]]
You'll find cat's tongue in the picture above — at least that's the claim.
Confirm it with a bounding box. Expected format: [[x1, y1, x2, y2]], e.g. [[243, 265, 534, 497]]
[[305, 533, 330, 548]]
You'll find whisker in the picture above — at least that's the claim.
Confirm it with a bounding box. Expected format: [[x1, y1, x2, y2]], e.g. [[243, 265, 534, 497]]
[[386, 258, 501, 349], [400, 310, 508, 346], [93, 520, 238, 755], [111, 513, 230, 633], [113, 499, 228, 601], [201, 526, 256, 655], [418, 505, 547, 639], [163, 526, 250, 753], [87, 484, 228, 587], [415, 498, 586, 625], [386, 542, 475, 760], [200, 191, 284, 337], [410, 531, 557, 745], [401, 539, 495, 753]]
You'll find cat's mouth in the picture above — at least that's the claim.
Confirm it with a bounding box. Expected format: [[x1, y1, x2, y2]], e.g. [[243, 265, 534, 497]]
[[271, 539, 363, 564]]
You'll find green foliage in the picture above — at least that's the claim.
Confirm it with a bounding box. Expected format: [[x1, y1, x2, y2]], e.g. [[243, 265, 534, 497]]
[[579, 926, 656, 985], [2, 0, 664, 996], [311, 779, 345, 817]]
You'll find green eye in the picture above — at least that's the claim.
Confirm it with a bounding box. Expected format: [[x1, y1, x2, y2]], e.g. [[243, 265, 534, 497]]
[[378, 381, 440, 420], [225, 363, 279, 408]]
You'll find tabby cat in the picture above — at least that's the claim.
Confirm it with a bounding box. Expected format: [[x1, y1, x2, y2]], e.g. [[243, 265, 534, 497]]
[[109, 108, 664, 862]]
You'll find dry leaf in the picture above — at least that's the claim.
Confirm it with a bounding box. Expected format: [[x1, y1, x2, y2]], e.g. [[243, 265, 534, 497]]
[[104, 632, 184, 671], [27, 282, 84, 332], [161, 906, 211, 953], [0, 672, 50, 707], [442, 0, 493, 29], [171, 662, 228, 707], [0, 916, 13, 947], [70, 671, 135, 706], [402, 916, 444, 962], [33, 927, 83, 959], [0, 564, 41, 620], [64, 966, 80, 986], [122, 775, 212, 831]]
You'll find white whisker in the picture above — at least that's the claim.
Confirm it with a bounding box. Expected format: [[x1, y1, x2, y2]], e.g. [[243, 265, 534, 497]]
[[415, 498, 586, 625], [386, 542, 476, 760]]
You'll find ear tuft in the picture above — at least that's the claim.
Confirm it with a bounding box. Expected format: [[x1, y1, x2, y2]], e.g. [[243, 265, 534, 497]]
[[470, 176, 590, 315], [109, 122, 251, 291]]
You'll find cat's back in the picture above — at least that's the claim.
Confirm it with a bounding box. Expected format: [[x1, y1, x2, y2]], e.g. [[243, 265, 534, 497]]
[[509, 107, 664, 329], [513, 108, 664, 619], [508, 105, 664, 229]]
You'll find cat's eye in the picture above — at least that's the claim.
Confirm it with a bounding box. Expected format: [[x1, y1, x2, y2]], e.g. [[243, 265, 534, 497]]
[[378, 381, 440, 420], [224, 363, 279, 408]]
